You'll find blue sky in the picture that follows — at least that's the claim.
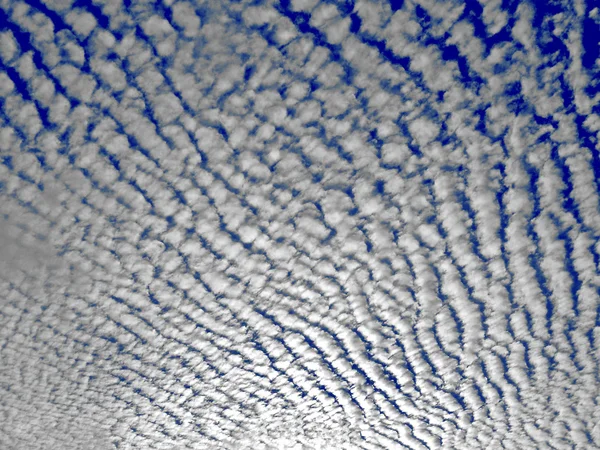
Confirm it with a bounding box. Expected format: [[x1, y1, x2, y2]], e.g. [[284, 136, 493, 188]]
[[0, 0, 599, 448]]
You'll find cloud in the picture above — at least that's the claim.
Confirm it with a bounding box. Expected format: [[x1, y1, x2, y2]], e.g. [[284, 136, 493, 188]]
[[1, 0, 599, 448]]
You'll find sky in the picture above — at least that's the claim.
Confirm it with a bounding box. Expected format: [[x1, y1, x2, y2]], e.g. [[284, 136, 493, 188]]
[[0, 0, 599, 448]]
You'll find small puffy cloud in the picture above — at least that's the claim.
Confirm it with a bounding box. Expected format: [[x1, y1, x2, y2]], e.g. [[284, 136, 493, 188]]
[[65, 9, 98, 38], [408, 117, 440, 147]]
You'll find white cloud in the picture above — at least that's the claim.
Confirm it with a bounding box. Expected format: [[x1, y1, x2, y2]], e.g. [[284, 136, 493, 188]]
[[1, 0, 599, 448]]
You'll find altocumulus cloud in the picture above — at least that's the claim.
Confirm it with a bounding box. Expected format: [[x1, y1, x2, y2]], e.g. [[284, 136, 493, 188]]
[[0, 0, 599, 448]]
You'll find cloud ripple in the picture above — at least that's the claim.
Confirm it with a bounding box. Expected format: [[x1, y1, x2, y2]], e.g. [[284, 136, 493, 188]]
[[1, 0, 599, 448]]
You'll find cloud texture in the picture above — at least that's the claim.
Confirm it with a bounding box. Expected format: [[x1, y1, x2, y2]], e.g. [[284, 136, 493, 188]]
[[1, 0, 599, 448]]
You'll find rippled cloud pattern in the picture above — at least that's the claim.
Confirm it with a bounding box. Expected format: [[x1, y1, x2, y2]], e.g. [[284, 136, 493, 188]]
[[1, 0, 600, 448]]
